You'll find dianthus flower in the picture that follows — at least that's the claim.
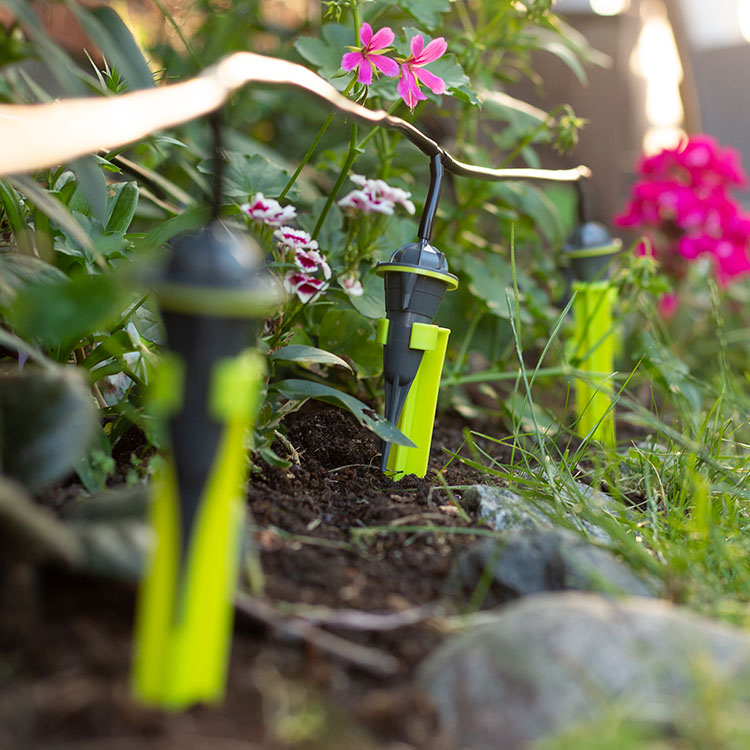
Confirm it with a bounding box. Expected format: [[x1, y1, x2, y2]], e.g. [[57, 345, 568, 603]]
[[241, 193, 297, 226], [339, 274, 364, 297], [294, 247, 331, 280], [338, 174, 415, 216], [283, 271, 328, 304], [273, 226, 318, 251]]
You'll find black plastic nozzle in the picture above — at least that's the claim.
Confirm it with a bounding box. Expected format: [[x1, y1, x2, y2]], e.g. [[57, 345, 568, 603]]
[[564, 221, 622, 283]]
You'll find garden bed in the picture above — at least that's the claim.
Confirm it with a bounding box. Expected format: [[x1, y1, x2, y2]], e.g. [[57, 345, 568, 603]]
[[1, 404, 512, 750]]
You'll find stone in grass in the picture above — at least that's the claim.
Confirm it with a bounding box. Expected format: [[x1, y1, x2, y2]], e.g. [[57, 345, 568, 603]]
[[421, 592, 750, 750], [452, 528, 658, 603], [460, 483, 629, 543]]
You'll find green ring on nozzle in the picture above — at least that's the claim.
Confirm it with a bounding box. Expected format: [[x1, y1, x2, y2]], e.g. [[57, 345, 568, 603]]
[[156, 222, 284, 317], [564, 222, 622, 283]]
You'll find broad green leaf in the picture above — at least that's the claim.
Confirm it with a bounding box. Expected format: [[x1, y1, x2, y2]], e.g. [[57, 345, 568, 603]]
[[198, 153, 291, 199], [133, 206, 211, 254], [427, 55, 480, 107], [0, 369, 97, 492], [0, 254, 66, 308], [271, 345, 353, 372], [273, 379, 414, 447], [384, 0, 452, 29], [348, 269, 386, 319], [318, 309, 383, 377], [9, 271, 128, 355], [461, 253, 514, 319], [294, 23, 352, 81], [524, 30, 588, 85]]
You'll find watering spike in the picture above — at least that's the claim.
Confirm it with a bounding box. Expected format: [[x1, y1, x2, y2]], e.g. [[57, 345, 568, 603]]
[[376, 155, 458, 478], [132, 221, 282, 709], [564, 219, 622, 447]]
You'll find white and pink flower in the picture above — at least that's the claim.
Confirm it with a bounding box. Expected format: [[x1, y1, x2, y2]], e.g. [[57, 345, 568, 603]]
[[338, 174, 415, 216], [295, 248, 331, 279], [339, 275, 364, 297], [241, 193, 297, 226], [274, 225, 319, 251], [283, 271, 328, 304]]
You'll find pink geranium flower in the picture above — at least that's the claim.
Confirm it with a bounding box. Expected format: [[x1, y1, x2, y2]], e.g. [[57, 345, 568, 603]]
[[341, 23, 399, 85], [241, 193, 297, 226], [273, 226, 318, 251], [283, 271, 328, 304], [397, 34, 447, 111]]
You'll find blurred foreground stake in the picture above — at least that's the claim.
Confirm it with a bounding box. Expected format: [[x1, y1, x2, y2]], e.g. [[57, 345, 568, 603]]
[[132, 223, 281, 709]]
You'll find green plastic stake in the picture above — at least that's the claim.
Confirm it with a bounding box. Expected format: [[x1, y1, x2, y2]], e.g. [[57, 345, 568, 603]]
[[131, 223, 282, 709], [376, 318, 450, 479], [565, 222, 622, 447]]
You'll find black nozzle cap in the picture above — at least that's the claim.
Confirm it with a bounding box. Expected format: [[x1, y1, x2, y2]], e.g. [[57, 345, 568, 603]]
[[564, 221, 622, 283], [157, 222, 283, 317]]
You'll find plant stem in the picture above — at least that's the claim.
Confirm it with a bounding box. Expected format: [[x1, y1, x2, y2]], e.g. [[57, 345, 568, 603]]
[[312, 122, 359, 239], [278, 79, 357, 202]]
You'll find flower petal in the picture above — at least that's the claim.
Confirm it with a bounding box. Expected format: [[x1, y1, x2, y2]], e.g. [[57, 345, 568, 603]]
[[370, 53, 399, 77], [369, 26, 394, 51], [341, 51, 363, 72], [358, 60, 374, 85], [359, 22, 373, 48], [409, 34, 424, 58], [414, 67, 446, 95], [397, 64, 426, 111], [415, 36, 447, 64]]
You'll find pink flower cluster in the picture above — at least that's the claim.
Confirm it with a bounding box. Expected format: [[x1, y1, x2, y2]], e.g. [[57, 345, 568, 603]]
[[341, 23, 447, 111], [338, 173, 415, 215], [615, 135, 750, 286]]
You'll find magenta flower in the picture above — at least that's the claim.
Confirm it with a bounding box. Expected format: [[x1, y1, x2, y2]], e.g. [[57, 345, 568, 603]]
[[397, 34, 447, 111], [283, 271, 328, 304], [341, 23, 399, 85], [615, 134, 750, 290], [241, 193, 297, 226], [273, 226, 318, 251]]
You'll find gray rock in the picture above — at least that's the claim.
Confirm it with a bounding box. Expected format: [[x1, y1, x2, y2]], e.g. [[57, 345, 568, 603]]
[[460, 485, 548, 531], [453, 528, 658, 604], [421, 592, 750, 750], [459, 483, 629, 543]]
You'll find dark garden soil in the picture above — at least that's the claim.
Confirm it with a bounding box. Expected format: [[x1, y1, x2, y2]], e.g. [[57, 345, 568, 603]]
[[1, 404, 516, 750]]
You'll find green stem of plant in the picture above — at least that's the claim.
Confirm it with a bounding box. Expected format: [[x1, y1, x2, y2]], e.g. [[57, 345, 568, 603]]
[[278, 79, 357, 202], [312, 122, 359, 239]]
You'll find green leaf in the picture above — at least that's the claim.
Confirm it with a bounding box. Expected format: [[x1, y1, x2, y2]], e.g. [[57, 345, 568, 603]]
[[106, 181, 139, 234], [69, 156, 108, 224], [270, 345, 353, 372], [9, 271, 128, 354], [383, 0, 452, 29], [318, 309, 383, 378], [0, 253, 66, 308], [461, 253, 514, 319], [133, 206, 211, 254], [272, 379, 414, 447], [489, 181, 564, 245], [0, 369, 97, 492], [525, 30, 588, 85], [198, 153, 292, 200], [348, 269, 386, 319], [68, 5, 155, 90], [294, 23, 352, 81], [427, 55, 480, 107]]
